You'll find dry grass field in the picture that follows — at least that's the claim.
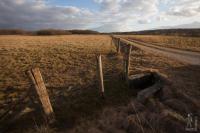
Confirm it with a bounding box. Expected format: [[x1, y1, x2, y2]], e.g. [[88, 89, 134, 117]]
[[122, 35, 200, 52], [0, 35, 115, 89], [0, 35, 200, 133]]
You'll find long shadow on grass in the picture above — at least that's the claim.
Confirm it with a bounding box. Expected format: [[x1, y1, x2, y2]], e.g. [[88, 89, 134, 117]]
[[50, 73, 136, 131], [1, 53, 137, 132], [4, 74, 136, 133]]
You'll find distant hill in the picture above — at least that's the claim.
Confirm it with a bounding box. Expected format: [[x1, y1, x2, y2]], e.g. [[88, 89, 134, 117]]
[[111, 29, 200, 37], [111, 22, 200, 37], [159, 22, 200, 29]]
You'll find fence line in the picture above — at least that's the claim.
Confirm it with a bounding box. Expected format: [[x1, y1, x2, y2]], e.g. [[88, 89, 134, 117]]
[[111, 36, 133, 80]]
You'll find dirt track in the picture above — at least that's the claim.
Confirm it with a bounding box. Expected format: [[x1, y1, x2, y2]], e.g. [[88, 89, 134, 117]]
[[121, 38, 200, 65]]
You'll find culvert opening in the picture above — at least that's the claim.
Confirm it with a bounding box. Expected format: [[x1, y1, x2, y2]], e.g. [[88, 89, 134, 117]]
[[128, 72, 157, 90], [128, 72, 166, 102]]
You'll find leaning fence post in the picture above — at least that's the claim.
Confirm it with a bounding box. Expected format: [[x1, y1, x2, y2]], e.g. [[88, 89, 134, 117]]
[[28, 68, 54, 122], [123, 55, 127, 80], [117, 38, 121, 53], [126, 45, 132, 81], [111, 36, 113, 45], [96, 55, 105, 98]]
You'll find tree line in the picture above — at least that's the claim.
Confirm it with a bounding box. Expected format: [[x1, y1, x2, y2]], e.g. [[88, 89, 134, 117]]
[[0, 28, 200, 37], [0, 29, 99, 35], [111, 29, 200, 37]]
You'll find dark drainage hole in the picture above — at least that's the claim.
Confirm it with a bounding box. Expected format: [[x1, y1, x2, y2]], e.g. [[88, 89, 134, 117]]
[[128, 72, 157, 90]]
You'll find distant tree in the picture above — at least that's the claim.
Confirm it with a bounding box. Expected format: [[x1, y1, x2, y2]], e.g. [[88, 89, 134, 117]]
[[0, 29, 29, 35], [111, 29, 200, 37], [69, 30, 99, 34], [36, 29, 72, 35]]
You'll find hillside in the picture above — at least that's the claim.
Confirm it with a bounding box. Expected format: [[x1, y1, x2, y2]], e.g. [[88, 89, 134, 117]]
[[111, 29, 200, 37]]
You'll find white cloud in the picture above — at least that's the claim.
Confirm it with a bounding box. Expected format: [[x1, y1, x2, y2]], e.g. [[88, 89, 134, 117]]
[[0, 0, 199, 32], [138, 19, 151, 24], [15, 0, 25, 5], [94, 0, 122, 12], [93, 0, 159, 31], [164, 0, 200, 17], [0, 0, 94, 30], [63, 6, 80, 14], [156, 14, 168, 21]]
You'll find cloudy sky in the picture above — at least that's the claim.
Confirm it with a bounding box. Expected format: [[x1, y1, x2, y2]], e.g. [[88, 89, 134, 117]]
[[0, 0, 200, 32]]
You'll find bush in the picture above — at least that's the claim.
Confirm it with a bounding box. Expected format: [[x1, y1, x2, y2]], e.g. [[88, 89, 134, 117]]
[[36, 29, 72, 35], [69, 30, 99, 34], [0, 29, 29, 35]]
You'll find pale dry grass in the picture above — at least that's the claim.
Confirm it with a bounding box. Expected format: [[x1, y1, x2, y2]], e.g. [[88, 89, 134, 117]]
[[0, 35, 127, 132], [122, 35, 200, 52], [0, 35, 199, 133], [0, 35, 116, 90]]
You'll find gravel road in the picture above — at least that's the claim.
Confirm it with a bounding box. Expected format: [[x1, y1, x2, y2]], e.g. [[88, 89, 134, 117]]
[[120, 38, 200, 65]]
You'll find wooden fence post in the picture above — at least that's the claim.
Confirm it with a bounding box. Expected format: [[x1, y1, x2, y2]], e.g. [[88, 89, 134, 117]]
[[111, 36, 113, 45], [28, 68, 54, 121], [96, 55, 105, 98], [126, 45, 132, 81], [117, 38, 121, 53], [123, 55, 127, 80]]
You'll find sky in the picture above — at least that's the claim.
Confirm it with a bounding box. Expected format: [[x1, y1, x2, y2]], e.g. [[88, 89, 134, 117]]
[[0, 0, 200, 32]]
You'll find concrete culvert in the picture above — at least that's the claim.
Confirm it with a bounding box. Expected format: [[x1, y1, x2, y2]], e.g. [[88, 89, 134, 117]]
[[128, 72, 166, 103], [128, 73, 156, 89]]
